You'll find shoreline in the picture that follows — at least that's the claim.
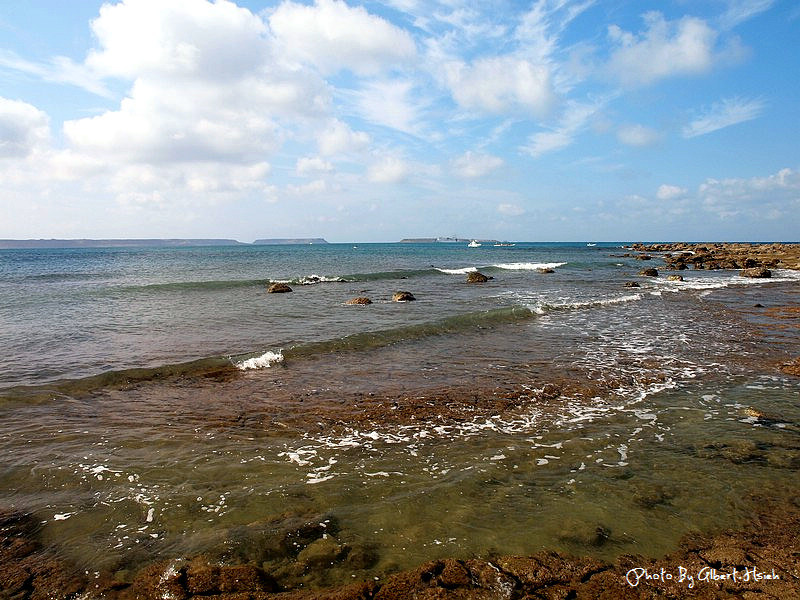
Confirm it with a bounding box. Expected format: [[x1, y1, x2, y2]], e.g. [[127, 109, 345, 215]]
[[4, 488, 799, 598]]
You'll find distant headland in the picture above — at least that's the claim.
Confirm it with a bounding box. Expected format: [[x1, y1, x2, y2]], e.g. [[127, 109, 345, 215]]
[[0, 238, 329, 249]]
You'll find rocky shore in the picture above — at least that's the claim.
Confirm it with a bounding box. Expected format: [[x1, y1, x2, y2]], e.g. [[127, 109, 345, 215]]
[[628, 242, 800, 272], [3, 490, 799, 599]]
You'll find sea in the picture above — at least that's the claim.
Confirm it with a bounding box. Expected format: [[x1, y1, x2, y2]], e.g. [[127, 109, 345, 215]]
[[1, 242, 799, 589]]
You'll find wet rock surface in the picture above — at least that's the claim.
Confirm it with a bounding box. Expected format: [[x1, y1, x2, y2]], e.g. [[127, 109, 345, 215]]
[[391, 291, 416, 302], [466, 271, 491, 283], [4, 489, 800, 599], [629, 242, 800, 271], [268, 283, 293, 293]]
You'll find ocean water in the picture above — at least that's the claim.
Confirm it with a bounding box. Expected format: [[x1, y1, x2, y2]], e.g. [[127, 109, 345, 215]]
[[1, 242, 799, 588]]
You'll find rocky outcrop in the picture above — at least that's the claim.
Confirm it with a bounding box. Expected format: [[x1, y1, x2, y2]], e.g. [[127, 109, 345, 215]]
[[267, 283, 293, 293], [740, 267, 772, 278], [666, 274, 684, 281], [345, 297, 372, 305], [638, 267, 658, 277], [392, 291, 416, 302], [630, 242, 800, 271], [466, 271, 491, 283], [624, 281, 641, 288], [781, 357, 800, 377]]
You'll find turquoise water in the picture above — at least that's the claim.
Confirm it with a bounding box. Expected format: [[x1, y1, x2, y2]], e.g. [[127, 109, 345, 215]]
[[1, 242, 798, 589]]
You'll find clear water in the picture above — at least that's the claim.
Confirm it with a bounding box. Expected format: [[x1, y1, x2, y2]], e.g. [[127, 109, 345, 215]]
[[1, 242, 798, 589]]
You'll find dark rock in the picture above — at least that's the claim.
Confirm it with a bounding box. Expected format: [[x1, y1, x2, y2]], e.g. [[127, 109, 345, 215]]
[[268, 283, 293, 293], [537, 268, 555, 273], [296, 537, 348, 569], [624, 281, 640, 288], [466, 271, 491, 283], [634, 254, 651, 260], [186, 560, 280, 594], [345, 297, 372, 305], [392, 291, 416, 302], [638, 268, 658, 277], [740, 267, 772, 278]]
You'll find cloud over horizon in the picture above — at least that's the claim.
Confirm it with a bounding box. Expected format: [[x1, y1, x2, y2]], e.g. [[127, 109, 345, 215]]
[[0, 0, 796, 241]]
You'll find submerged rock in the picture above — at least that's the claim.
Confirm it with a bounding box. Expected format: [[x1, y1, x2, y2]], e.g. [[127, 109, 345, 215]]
[[268, 283, 293, 293], [392, 291, 416, 302], [624, 281, 640, 288], [466, 271, 491, 283], [537, 268, 555, 274], [666, 274, 684, 281], [638, 267, 658, 277], [345, 297, 372, 305], [740, 267, 772, 278]]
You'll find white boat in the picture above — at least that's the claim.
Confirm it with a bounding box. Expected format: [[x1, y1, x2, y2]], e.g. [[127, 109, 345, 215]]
[[467, 240, 481, 247], [586, 243, 597, 247]]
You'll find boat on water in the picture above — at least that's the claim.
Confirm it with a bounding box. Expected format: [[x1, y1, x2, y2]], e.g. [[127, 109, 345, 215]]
[[468, 240, 481, 247], [586, 243, 597, 247]]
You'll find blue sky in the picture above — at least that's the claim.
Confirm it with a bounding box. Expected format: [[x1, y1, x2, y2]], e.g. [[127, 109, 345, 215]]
[[1, 0, 798, 242]]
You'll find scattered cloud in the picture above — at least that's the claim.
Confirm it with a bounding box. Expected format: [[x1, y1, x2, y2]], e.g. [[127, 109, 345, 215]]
[[296, 156, 333, 175], [269, 0, 416, 75], [683, 96, 765, 138], [617, 123, 661, 147], [606, 12, 718, 86], [498, 203, 525, 216], [0, 97, 50, 158], [656, 184, 687, 200], [698, 167, 799, 218], [523, 99, 604, 157], [0, 50, 113, 98], [718, 0, 775, 30], [443, 55, 556, 117], [451, 151, 504, 178], [367, 156, 410, 183], [317, 119, 370, 156]]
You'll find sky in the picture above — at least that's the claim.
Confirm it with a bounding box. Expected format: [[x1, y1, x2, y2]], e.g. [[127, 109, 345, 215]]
[[0, 0, 798, 242]]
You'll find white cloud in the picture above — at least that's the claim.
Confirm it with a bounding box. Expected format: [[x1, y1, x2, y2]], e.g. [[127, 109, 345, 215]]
[[356, 79, 423, 134], [682, 96, 765, 138], [0, 50, 113, 98], [698, 167, 800, 218], [288, 179, 328, 195], [498, 203, 525, 216], [0, 97, 50, 158], [317, 119, 370, 156], [87, 0, 269, 80], [607, 12, 718, 86], [69, 0, 332, 161], [523, 99, 603, 157], [656, 184, 687, 200], [368, 157, 410, 183], [296, 156, 333, 175], [444, 55, 556, 116], [452, 151, 504, 178], [617, 123, 661, 147], [269, 0, 416, 75], [719, 0, 775, 30]]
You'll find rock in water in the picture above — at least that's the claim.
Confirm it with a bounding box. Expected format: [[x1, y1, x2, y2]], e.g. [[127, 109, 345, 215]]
[[638, 268, 658, 277], [667, 274, 684, 281], [345, 297, 372, 305], [740, 267, 772, 278], [267, 283, 293, 293], [624, 281, 640, 287], [466, 271, 490, 283], [392, 291, 416, 302]]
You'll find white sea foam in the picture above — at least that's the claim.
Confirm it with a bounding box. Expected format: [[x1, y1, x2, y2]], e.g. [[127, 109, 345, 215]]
[[436, 266, 478, 274], [236, 350, 284, 370], [494, 262, 567, 270]]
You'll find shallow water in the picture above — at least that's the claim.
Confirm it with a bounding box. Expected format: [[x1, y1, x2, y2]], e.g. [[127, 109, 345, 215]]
[[1, 243, 798, 589]]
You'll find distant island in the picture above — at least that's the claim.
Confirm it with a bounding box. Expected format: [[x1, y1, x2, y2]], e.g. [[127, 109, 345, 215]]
[[0, 238, 329, 249]]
